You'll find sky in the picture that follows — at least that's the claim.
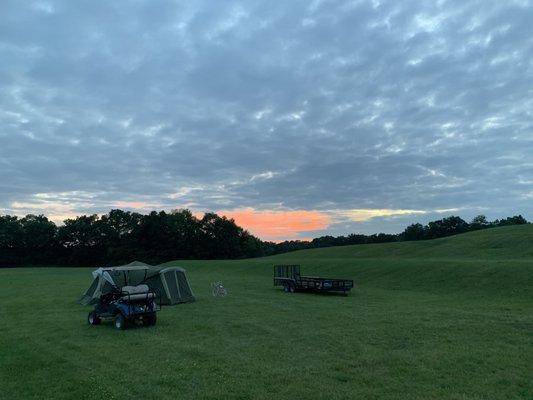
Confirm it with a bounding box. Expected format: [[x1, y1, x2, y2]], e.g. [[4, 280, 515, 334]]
[[1, 0, 532, 241]]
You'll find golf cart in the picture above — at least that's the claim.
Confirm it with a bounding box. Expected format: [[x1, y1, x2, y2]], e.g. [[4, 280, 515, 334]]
[[88, 284, 160, 330]]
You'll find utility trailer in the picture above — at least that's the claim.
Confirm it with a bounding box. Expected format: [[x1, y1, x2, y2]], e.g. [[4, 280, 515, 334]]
[[273, 264, 354, 295]]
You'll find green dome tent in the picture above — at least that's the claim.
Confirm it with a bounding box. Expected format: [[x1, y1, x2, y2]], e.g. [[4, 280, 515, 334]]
[[79, 261, 195, 305]]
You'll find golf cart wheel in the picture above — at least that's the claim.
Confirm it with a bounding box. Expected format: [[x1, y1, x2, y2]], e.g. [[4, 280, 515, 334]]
[[289, 283, 296, 293], [88, 311, 101, 325], [114, 313, 128, 330], [144, 313, 157, 327], [283, 284, 290, 293]]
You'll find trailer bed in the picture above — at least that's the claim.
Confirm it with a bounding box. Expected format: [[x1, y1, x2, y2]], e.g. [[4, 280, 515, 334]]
[[274, 265, 354, 295]]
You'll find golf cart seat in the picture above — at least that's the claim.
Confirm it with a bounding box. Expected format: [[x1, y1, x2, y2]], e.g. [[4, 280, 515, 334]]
[[120, 284, 155, 301]]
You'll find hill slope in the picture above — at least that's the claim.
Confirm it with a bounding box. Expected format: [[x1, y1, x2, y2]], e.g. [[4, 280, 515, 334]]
[[270, 224, 533, 260], [242, 225, 533, 298]]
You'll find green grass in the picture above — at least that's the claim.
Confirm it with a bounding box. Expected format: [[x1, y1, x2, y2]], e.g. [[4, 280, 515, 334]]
[[1, 225, 532, 399]]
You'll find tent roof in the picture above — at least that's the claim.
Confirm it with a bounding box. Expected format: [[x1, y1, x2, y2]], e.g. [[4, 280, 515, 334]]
[[158, 266, 186, 273], [113, 261, 151, 269], [124, 261, 151, 267], [93, 261, 186, 275], [97, 261, 152, 272], [102, 265, 151, 271]]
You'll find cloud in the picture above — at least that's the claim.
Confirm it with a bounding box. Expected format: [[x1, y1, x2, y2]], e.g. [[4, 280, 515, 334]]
[[113, 201, 156, 210], [6, 191, 99, 223], [332, 209, 427, 222], [1, 0, 532, 239]]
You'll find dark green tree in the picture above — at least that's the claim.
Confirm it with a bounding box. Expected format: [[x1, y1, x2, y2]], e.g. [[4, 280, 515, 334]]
[[469, 215, 490, 230], [426, 216, 469, 239], [19, 215, 58, 265], [0, 215, 23, 266], [401, 223, 427, 241], [99, 209, 142, 264], [495, 215, 528, 226], [58, 214, 104, 266]]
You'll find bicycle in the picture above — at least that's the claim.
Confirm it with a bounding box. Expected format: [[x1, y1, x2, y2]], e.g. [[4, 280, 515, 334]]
[[211, 281, 227, 297]]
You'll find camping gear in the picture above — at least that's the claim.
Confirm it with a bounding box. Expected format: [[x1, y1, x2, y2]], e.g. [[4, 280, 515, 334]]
[[211, 281, 227, 297], [79, 261, 195, 306], [88, 284, 160, 330], [273, 264, 354, 295]]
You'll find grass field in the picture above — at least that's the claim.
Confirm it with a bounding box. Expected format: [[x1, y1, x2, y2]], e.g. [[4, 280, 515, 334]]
[[1, 225, 532, 399]]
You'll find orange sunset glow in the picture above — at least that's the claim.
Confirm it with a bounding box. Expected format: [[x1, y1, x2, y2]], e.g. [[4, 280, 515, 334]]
[[217, 208, 332, 242], [113, 201, 152, 209]]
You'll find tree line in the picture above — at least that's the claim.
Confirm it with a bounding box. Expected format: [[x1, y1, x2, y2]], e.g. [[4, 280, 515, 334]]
[[0, 210, 528, 267], [0, 209, 263, 267], [265, 214, 529, 254]]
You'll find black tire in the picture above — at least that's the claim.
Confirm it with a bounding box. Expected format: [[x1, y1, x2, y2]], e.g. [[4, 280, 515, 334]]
[[88, 311, 101, 325], [114, 313, 128, 330], [283, 284, 290, 293], [144, 313, 157, 327], [289, 283, 296, 293]]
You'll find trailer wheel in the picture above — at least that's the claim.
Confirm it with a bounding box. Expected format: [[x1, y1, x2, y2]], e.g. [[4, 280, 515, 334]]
[[114, 313, 128, 330], [88, 311, 100, 325]]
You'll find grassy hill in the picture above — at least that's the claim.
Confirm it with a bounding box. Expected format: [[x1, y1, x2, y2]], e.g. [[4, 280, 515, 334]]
[[276, 224, 533, 260], [262, 225, 533, 298], [0, 226, 531, 399]]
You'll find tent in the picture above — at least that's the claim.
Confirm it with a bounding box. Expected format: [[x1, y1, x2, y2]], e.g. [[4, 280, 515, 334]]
[[79, 261, 195, 305]]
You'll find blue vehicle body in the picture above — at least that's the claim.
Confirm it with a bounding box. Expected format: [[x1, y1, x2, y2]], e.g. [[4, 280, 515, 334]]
[[87, 285, 161, 330], [116, 300, 157, 317]]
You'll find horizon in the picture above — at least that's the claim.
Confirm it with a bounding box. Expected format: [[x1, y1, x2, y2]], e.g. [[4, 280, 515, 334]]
[[3, 207, 527, 243], [1, 1, 532, 242]]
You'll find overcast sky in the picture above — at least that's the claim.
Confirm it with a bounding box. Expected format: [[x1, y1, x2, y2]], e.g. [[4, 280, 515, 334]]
[[1, 0, 532, 241]]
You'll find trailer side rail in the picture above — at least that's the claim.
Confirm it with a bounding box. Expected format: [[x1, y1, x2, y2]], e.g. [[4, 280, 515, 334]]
[[273, 264, 354, 294]]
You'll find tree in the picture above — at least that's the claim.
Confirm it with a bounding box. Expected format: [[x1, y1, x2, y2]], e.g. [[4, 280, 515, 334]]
[[401, 223, 426, 241], [367, 233, 398, 243], [58, 214, 104, 266], [311, 236, 338, 248], [99, 209, 143, 264], [0, 215, 23, 266], [346, 234, 369, 245], [130, 211, 173, 264], [495, 215, 528, 226], [19, 215, 58, 265], [198, 213, 246, 259], [426, 216, 469, 239], [240, 231, 265, 258], [469, 215, 490, 230]]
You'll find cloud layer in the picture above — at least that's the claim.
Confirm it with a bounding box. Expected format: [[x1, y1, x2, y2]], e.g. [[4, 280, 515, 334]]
[[1, 0, 532, 239]]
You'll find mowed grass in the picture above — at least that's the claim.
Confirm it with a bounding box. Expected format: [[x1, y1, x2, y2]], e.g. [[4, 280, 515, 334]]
[[1, 226, 532, 399]]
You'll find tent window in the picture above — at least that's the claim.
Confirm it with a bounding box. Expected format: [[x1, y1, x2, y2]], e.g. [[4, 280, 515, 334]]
[[159, 273, 172, 301], [166, 271, 179, 302], [174, 270, 181, 298]]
